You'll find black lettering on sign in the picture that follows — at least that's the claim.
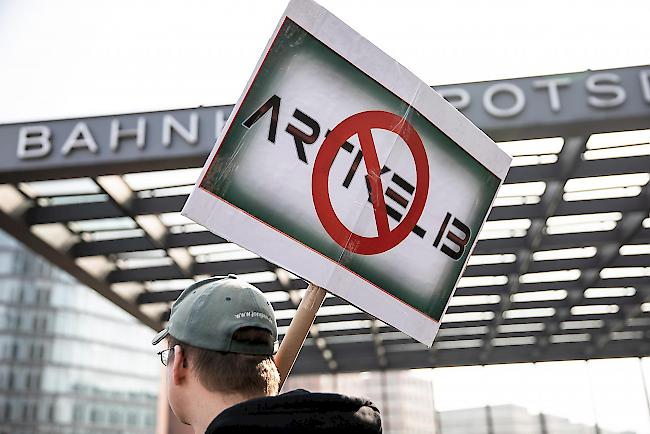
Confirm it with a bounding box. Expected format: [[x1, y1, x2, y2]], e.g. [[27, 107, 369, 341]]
[[242, 95, 281, 143], [364, 166, 392, 205], [391, 173, 415, 195], [439, 216, 471, 260], [433, 212, 452, 248], [383, 173, 426, 238], [343, 150, 363, 188], [325, 129, 354, 153], [285, 109, 320, 164], [241, 98, 432, 242], [412, 225, 426, 239], [347, 158, 427, 239], [386, 187, 408, 208]]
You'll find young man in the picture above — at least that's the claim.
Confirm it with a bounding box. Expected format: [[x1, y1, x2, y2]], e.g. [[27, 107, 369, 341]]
[[152, 274, 382, 434]]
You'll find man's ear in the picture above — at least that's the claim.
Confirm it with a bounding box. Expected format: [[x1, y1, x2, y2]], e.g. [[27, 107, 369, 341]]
[[171, 344, 187, 386]]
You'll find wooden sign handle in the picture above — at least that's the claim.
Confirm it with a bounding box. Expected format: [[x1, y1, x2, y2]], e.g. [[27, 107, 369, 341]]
[[274, 283, 327, 390]]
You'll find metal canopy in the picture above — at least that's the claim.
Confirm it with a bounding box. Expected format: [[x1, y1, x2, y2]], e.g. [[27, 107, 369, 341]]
[[1, 67, 649, 374]]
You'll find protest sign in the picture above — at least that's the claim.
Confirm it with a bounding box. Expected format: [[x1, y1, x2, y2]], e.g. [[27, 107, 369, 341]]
[[183, 0, 511, 346]]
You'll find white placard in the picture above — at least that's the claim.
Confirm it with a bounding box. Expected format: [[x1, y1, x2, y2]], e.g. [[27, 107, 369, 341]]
[[183, 0, 511, 345]]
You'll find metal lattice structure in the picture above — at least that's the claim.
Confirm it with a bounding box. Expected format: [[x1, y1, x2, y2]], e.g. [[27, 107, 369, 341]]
[[1, 67, 649, 374]]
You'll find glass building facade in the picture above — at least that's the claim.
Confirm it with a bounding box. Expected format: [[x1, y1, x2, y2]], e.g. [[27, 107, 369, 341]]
[[0, 230, 160, 434]]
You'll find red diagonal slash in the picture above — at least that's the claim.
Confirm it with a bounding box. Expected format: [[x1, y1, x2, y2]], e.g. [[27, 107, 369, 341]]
[[357, 127, 390, 237]]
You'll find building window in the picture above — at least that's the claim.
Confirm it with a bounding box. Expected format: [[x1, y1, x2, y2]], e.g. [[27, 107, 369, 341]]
[[30, 403, 37, 422], [14, 251, 27, 274], [73, 404, 84, 423], [9, 313, 18, 330], [127, 412, 138, 426], [109, 410, 122, 425], [90, 408, 104, 424], [32, 373, 41, 390], [0, 251, 13, 274]]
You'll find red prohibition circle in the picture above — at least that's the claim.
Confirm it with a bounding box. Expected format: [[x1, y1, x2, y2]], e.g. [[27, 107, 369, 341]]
[[312, 110, 429, 255]]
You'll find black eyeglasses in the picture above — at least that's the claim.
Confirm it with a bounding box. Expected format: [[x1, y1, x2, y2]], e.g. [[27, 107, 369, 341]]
[[157, 347, 174, 366]]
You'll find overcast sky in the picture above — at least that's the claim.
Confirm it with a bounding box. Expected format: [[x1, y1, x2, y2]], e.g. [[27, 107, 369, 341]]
[[1, 1, 649, 432], [0, 0, 649, 123]]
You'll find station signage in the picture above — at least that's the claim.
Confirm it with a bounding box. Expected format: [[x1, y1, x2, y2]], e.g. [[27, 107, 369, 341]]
[[0, 66, 648, 183]]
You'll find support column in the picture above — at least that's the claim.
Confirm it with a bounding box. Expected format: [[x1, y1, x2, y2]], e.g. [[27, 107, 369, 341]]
[[381, 370, 390, 434], [640, 358, 650, 429], [155, 366, 169, 434], [156, 365, 192, 434], [486, 405, 495, 434]]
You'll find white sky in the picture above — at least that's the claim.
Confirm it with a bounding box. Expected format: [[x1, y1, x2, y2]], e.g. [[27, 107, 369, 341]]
[[0, 0, 649, 123], [1, 1, 649, 432], [419, 358, 650, 434]]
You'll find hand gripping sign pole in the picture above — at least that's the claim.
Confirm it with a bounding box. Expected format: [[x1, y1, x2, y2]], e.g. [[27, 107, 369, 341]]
[[274, 283, 327, 389]]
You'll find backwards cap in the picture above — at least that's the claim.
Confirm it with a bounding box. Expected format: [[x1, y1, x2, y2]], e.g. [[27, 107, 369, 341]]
[[152, 274, 278, 355]]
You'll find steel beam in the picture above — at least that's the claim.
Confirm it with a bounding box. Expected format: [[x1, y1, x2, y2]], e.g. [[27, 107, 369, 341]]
[[0, 209, 161, 330]]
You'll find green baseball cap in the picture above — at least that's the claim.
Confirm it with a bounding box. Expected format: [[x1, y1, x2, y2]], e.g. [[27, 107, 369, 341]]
[[151, 274, 278, 355]]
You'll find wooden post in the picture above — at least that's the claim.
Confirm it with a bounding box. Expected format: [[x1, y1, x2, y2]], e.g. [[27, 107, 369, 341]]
[[274, 283, 327, 389]]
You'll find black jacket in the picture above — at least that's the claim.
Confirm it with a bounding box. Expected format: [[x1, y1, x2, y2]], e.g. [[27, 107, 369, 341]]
[[205, 389, 382, 433]]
